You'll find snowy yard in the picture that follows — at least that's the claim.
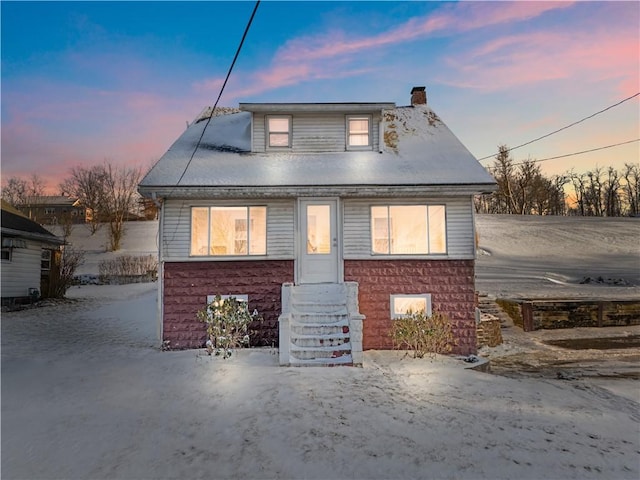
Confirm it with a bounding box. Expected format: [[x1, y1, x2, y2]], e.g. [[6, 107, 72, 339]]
[[2, 216, 639, 479], [2, 282, 639, 479]]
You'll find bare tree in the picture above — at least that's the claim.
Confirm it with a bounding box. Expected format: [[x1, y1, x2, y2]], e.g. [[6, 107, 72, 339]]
[[490, 145, 517, 214], [60, 165, 108, 234], [1, 176, 28, 206], [622, 163, 639, 216], [102, 162, 142, 251], [603, 167, 622, 217]]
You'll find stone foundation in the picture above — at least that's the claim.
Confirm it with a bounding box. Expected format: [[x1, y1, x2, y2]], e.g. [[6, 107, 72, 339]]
[[344, 259, 477, 355], [163, 260, 294, 349]]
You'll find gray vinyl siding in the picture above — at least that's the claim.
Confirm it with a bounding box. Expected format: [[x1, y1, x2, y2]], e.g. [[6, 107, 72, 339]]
[[342, 196, 475, 259], [252, 112, 382, 153], [161, 199, 295, 261], [1, 241, 43, 298]]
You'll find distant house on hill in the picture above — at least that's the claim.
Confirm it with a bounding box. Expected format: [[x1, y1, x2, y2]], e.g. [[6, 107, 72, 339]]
[[1, 200, 64, 305], [19, 196, 92, 225], [138, 85, 496, 365]]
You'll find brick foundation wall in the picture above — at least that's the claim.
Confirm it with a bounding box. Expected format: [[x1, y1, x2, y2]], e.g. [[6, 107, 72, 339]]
[[163, 260, 294, 349], [344, 259, 477, 355]]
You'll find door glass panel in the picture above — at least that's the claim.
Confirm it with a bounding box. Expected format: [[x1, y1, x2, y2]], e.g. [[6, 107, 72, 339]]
[[307, 205, 331, 254]]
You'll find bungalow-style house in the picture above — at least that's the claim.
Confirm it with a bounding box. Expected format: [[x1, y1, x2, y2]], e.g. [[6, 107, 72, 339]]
[[138, 86, 496, 365], [20, 196, 92, 225], [1, 200, 64, 305]]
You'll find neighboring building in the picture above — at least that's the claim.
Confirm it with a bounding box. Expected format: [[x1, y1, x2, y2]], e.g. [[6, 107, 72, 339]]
[[1, 200, 64, 305], [20, 196, 92, 225], [138, 86, 496, 365]]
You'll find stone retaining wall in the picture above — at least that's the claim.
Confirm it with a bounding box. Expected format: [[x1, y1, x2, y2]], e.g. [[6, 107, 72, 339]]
[[498, 299, 640, 332]]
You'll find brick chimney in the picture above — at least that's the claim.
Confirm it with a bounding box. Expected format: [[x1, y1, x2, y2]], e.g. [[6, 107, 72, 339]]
[[411, 86, 426, 106]]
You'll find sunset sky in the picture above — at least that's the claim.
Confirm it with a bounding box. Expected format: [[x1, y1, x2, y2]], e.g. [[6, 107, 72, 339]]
[[2, 1, 638, 192]]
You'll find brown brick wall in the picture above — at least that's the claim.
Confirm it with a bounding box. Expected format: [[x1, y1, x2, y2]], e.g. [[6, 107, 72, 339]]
[[344, 259, 477, 355], [163, 260, 294, 349]]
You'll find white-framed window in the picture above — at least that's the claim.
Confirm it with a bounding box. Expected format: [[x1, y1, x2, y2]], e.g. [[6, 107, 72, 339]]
[[1, 247, 11, 262], [267, 116, 291, 148], [207, 294, 248, 304], [390, 294, 432, 319], [41, 249, 52, 271], [191, 206, 267, 256], [346, 115, 371, 149], [371, 205, 447, 254]]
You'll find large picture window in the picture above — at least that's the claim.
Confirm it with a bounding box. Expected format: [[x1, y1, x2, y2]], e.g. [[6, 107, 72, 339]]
[[267, 116, 291, 148], [191, 206, 267, 256], [371, 205, 447, 254]]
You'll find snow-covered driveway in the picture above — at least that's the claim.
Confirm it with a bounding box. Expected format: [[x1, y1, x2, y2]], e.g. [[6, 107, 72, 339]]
[[2, 283, 638, 480]]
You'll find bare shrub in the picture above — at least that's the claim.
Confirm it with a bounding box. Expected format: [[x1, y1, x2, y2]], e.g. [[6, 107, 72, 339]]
[[390, 310, 455, 359], [98, 254, 157, 283], [50, 247, 85, 298]]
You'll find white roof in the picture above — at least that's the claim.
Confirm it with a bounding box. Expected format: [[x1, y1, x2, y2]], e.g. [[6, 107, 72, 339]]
[[140, 104, 495, 195]]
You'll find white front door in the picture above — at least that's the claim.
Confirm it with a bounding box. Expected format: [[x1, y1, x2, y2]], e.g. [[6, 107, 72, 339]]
[[298, 199, 339, 284]]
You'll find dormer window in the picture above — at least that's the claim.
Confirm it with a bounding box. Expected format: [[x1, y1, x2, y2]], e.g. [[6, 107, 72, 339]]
[[346, 115, 371, 150], [267, 116, 291, 148]]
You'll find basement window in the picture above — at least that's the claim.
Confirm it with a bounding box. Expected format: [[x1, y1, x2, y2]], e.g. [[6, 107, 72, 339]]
[[191, 206, 267, 256], [207, 294, 248, 304], [390, 294, 432, 319]]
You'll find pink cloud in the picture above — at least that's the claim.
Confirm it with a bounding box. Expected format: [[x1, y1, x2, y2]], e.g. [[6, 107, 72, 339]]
[[439, 26, 639, 95], [1, 83, 203, 192], [212, 1, 575, 101], [274, 1, 573, 64]]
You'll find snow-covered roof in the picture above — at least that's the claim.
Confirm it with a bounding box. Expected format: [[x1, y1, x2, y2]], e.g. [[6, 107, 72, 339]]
[[24, 196, 80, 207], [139, 104, 495, 197], [1, 201, 64, 245]]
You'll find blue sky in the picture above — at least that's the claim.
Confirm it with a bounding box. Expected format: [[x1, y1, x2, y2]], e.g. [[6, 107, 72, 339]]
[[2, 1, 638, 191]]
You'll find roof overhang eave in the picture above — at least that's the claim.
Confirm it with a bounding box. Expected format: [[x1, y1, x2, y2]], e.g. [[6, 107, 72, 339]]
[[0, 227, 64, 245], [139, 183, 498, 199]]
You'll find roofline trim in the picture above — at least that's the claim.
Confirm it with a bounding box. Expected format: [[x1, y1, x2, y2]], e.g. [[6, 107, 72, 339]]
[[239, 102, 396, 113]]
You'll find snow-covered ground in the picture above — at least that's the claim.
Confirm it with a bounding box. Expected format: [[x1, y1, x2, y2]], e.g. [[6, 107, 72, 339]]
[[2, 216, 638, 479], [476, 214, 640, 300]]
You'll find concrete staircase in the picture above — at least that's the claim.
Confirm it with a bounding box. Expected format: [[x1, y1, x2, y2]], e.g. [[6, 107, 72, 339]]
[[279, 283, 364, 366]]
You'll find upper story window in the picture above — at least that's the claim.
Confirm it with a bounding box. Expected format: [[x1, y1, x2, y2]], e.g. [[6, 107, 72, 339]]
[[267, 116, 291, 148], [371, 205, 447, 255], [347, 115, 371, 149], [191, 206, 267, 256]]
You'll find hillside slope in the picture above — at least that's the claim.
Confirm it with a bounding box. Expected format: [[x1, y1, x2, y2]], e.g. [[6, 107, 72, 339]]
[[475, 214, 640, 299]]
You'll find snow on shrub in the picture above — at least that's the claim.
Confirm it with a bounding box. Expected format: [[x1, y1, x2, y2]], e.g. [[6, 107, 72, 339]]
[[390, 309, 456, 359], [196, 295, 261, 359]]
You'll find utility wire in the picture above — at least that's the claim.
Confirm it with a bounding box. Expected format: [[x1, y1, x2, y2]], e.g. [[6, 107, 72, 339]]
[[478, 92, 640, 162], [175, 0, 260, 186], [510, 138, 639, 167]]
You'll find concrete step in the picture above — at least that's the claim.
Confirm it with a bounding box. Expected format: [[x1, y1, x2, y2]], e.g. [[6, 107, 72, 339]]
[[290, 343, 352, 362], [291, 335, 350, 348]]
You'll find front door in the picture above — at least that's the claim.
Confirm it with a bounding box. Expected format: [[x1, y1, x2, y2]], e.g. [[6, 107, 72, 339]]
[[299, 199, 339, 284]]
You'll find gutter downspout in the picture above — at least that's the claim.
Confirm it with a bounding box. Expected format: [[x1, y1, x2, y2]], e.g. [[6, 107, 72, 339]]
[[154, 193, 165, 347]]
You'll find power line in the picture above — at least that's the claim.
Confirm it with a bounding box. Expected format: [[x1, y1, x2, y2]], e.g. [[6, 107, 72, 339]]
[[478, 92, 640, 162], [510, 138, 639, 167], [176, 0, 260, 186]]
